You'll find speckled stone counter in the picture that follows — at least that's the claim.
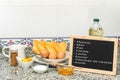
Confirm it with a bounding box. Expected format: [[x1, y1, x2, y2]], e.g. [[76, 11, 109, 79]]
[[0, 47, 120, 80]]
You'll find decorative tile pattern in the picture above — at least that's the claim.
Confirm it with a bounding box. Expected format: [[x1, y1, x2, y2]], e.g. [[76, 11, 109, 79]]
[[0, 38, 27, 46], [0, 37, 70, 54], [0, 36, 119, 47], [0, 36, 119, 53], [0, 38, 27, 53]]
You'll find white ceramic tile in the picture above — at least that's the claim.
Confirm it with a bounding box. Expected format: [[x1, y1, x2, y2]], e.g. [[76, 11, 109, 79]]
[[58, 5, 88, 37], [0, 6, 28, 37], [27, 5, 58, 37], [0, 0, 119, 37]]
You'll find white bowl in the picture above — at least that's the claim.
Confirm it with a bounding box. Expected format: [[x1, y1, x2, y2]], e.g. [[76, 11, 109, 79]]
[[16, 57, 33, 70], [33, 64, 48, 73]]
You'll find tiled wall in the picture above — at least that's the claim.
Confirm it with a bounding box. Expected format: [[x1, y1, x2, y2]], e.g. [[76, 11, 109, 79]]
[[0, 37, 70, 46], [0, 36, 119, 54], [0, 37, 70, 53], [0, 0, 119, 37], [0, 36, 119, 47]]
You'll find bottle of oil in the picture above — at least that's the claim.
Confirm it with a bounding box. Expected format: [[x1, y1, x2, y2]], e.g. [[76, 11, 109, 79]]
[[89, 18, 104, 37]]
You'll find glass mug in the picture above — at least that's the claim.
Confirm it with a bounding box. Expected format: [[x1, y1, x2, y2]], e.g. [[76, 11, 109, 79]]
[[2, 44, 27, 62]]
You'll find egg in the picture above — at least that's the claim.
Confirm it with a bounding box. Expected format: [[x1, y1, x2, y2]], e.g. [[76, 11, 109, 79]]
[[21, 57, 33, 62], [40, 49, 50, 58], [28, 57, 33, 61], [49, 53, 57, 59], [57, 52, 65, 59]]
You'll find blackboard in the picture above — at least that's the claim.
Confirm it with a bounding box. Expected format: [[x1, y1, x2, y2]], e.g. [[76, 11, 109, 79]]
[[69, 36, 118, 75]]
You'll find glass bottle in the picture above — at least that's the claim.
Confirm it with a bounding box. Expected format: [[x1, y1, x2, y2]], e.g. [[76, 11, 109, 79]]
[[89, 18, 104, 37], [10, 49, 18, 66]]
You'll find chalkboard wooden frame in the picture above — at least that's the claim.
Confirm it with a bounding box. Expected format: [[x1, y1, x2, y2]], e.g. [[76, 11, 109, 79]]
[[69, 36, 118, 75]]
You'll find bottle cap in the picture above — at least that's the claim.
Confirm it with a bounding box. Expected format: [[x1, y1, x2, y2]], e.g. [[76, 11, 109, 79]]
[[93, 18, 99, 22]]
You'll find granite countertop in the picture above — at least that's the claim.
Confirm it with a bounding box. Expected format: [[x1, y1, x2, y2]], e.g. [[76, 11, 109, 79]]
[[0, 47, 120, 80]]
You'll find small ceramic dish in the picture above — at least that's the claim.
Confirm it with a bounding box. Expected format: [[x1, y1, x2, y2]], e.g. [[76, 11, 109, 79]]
[[32, 64, 49, 73], [16, 57, 33, 70]]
